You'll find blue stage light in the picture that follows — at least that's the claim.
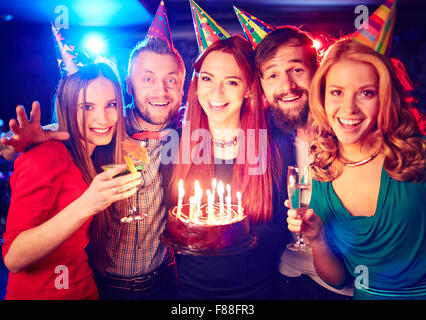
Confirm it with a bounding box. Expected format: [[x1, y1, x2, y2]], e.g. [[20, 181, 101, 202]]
[[71, 0, 151, 26]]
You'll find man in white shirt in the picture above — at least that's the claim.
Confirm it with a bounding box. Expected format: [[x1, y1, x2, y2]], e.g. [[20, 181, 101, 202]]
[[254, 26, 353, 299]]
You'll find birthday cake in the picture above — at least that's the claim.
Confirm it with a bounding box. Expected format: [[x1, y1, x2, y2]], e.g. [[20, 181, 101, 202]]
[[165, 203, 251, 253]]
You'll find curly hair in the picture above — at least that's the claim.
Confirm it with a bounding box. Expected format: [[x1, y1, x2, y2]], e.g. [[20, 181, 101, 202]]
[[309, 39, 425, 183]]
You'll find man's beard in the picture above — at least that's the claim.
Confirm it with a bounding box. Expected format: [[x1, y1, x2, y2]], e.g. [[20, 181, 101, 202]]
[[134, 99, 178, 127], [270, 99, 310, 133]]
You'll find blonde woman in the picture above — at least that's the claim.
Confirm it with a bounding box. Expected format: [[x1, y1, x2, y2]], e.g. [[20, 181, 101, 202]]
[[287, 39, 425, 300]]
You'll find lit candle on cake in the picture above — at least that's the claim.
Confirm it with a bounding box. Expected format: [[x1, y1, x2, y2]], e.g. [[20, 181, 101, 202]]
[[226, 198, 231, 223], [177, 179, 184, 218], [236, 191, 242, 217], [189, 196, 195, 221], [173, 178, 245, 225], [217, 181, 224, 217], [212, 178, 217, 202], [194, 180, 202, 221], [226, 184, 231, 222], [206, 189, 214, 223]]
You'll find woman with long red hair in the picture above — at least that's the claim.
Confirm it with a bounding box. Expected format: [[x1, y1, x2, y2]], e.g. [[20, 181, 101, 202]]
[[167, 35, 289, 299]]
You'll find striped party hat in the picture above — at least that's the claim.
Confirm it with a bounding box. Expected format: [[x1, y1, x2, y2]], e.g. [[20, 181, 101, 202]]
[[233, 6, 275, 49], [351, 0, 397, 56], [147, 1, 173, 46], [189, 0, 230, 53], [51, 23, 90, 77]]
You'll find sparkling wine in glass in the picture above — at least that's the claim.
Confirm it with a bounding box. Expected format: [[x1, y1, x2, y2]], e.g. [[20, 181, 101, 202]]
[[287, 165, 312, 252]]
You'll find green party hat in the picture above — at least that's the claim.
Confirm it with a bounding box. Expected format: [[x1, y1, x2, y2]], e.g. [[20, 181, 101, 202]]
[[189, 0, 230, 53], [233, 6, 275, 49]]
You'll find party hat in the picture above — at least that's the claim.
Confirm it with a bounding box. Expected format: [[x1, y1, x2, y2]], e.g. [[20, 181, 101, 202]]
[[189, 0, 230, 53], [351, 0, 397, 56], [233, 6, 275, 49], [147, 1, 173, 46], [51, 23, 90, 77]]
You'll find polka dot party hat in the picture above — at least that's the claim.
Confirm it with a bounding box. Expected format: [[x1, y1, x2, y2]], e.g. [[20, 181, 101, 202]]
[[51, 23, 91, 77], [233, 6, 275, 49], [189, 0, 230, 53], [147, 0, 173, 46]]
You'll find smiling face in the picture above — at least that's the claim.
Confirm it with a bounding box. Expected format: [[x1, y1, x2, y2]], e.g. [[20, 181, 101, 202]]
[[127, 51, 184, 130], [197, 50, 250, 129], [77, 76, 118, 155], [324, 59, 380, 150], [259, 43, 313, 129]]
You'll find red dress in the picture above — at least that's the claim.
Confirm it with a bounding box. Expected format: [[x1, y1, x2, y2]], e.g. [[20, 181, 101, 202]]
[[2, 140, 98, 299]]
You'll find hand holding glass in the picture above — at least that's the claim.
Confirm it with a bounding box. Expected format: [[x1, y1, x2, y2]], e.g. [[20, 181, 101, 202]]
[[102, 163, 145, 223], [287, 165, 312, 252]]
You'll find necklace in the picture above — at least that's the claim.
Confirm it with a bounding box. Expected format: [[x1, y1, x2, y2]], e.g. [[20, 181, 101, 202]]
[[337, 150, 380, 167], [212, 136, 238, 148]]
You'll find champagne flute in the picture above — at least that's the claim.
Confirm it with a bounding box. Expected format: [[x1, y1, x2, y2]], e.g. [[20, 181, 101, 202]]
[[286, 165, 312, 252]]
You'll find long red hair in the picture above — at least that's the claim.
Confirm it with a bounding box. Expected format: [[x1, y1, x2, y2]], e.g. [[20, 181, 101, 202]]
[[169, 35, 274, 223]]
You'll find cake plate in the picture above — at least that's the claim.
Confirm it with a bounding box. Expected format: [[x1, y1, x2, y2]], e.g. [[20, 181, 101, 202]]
[[161, 232, 257, 256]]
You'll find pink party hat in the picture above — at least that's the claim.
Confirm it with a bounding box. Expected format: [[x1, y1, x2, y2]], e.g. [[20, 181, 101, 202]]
[[233, 6, 275, 49], [189, 0, 230, 53], [351, 0, 397, 56], [51, 23, 90, 77], [147, 1, 173, 46]]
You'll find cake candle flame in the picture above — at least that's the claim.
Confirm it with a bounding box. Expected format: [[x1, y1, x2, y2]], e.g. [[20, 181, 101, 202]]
[[189, 196, 195, 221], [206, 189, 214, 223], [194, 180, 202, 221], [212, 178, 217, 202], [237, 191, 242, 218], [226, 194, 231, 224], [217, 181, 224, 217], [226, 184, 231, 222], [177, 179, 184, 218], [174, 179, 245, 226]]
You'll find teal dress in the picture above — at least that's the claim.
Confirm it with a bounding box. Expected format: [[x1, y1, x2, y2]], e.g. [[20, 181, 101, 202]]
[[311, 166, 426, 300]]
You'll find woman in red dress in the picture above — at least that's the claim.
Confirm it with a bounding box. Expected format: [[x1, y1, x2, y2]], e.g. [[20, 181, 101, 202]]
[[2, 62, 141, 299]]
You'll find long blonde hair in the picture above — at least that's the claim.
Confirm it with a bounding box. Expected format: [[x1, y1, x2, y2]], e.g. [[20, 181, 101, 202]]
[[309, 39, 425, 182], [54, 61, 127, 272]]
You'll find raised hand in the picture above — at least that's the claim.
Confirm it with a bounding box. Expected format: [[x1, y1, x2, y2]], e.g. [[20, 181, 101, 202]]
[[285, 199, 324, 243], [77, 164, 142, 217], [1, 101, 70, 154]]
